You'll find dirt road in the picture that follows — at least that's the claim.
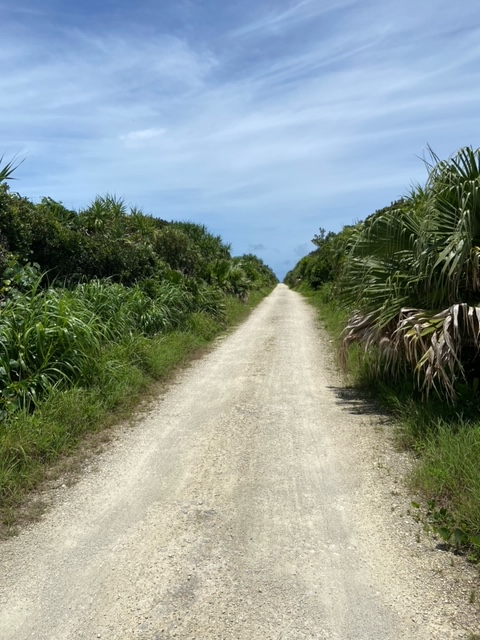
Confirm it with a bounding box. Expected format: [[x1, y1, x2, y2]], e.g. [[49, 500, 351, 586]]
[[0, 285, 478, 639]]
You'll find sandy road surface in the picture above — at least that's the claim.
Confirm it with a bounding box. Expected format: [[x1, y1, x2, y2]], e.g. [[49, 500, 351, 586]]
[[1, 285, 479, 639]]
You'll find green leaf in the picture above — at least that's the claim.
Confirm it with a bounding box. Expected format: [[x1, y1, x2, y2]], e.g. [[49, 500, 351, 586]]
[[453, 529, 468, 546], [437, 527, 452, 542]]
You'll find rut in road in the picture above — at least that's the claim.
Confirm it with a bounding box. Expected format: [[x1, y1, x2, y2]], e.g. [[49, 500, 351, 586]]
[[0, 285, 477, 639]]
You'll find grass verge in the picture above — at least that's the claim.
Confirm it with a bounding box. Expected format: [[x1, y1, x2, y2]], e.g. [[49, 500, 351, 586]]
[[0, 288, 272, 534], [299, 283, 480, 562]]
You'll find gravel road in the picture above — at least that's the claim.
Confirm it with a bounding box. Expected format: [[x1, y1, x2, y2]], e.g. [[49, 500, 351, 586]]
[[1, 284, 479, 639]]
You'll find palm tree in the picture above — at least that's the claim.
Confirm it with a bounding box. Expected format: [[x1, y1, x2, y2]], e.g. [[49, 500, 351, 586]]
[[340, 147, 480, 401]]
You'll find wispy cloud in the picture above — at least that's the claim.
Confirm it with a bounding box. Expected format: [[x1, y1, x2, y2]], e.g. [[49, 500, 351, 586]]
[[231, 0, 356, 38], [0, 3, 46, 16], [119, 128, 167, 145]]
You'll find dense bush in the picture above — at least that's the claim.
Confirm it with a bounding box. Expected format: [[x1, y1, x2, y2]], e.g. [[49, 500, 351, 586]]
[[0, 173, 277, 420], [0, 185, 277, 294], [284, 226, 354, 289]]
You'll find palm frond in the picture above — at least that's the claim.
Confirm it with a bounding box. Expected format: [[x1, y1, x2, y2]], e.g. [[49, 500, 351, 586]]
[[341, 147, 480, 401]]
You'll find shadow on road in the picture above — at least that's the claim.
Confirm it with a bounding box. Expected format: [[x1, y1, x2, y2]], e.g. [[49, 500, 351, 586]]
[[327, 385, 391, 421]]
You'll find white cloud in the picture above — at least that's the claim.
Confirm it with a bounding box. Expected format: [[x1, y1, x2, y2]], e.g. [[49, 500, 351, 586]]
[[119, 128, 167, 144]]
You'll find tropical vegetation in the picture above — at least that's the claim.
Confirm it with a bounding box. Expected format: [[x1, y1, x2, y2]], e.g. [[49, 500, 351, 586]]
[[0, 160, 277, 529], [286, 146, 480, 561]]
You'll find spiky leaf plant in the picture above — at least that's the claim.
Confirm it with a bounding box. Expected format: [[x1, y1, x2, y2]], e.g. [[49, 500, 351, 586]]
[[0, 155, 22, 182], [341, 147, 480, 401]]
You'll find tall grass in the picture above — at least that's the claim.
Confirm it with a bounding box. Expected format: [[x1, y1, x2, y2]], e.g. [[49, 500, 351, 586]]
[[75, 280, 197, 337], [0, 282, 104, 417], [0, 279, 224, 417], [411, 423, 480, 535]]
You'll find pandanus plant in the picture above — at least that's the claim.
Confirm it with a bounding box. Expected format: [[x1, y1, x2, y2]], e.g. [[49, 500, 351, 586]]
[[340, 147, 480, 401], [0, 155, 22, 182]]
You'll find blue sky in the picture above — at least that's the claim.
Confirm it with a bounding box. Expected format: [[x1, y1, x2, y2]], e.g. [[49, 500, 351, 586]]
[[1, 0, 480, 278]]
